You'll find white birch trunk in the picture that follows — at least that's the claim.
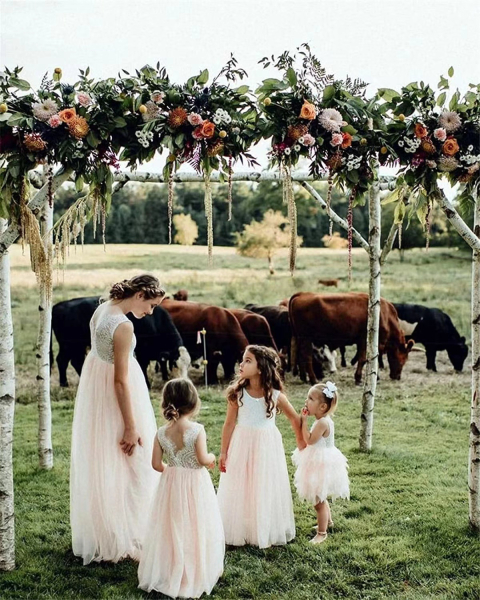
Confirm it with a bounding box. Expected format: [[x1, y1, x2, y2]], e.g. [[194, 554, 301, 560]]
[[36, 202, 53, 470], [0, 217, 16, 571], [359, 184, 381, 452], [469, 190, 480, 532]]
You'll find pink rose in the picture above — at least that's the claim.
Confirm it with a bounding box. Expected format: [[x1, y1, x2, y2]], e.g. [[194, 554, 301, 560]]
[[330, 133, 343, 147], [302, 133, 315, 147], [192, 126, 204, 140], [48, 114, 62, 128], [77, 92, 92, 107], [434, 128, 447, 142], [188, 112, 203, 127]]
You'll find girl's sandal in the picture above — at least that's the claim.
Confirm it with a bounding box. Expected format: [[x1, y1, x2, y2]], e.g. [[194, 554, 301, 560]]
[[310, 532, 328, 545]]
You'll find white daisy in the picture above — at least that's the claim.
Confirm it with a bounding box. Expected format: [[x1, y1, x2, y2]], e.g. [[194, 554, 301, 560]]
[[438, 111, 462, 133], [32, 99, 59, 122]]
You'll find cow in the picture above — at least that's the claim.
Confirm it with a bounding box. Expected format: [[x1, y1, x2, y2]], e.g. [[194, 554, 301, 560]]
[[289, 292, 414, 385], [393, 303, 468, 372], [244, 303, 338, 377], [51, 297, 190, 388], [161, 299, 249, 384], [173, 289, 189, 301], [318, 278, 339, 287], [228, 308, 278, 351]]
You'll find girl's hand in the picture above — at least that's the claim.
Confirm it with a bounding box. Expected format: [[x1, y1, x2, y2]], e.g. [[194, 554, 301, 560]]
[[219, 453, 227, 473], [207, 455, 216, 470], [120, 427, 142, 456], [301, 407, 309, 417]]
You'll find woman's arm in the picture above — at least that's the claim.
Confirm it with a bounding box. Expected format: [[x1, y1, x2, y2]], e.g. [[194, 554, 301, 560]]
[[301, 413, 328, 445], [219, 400, 239, 472], [151, 435, 166, 472], [277, 393, 306, 450], [195, 428, 216, 469], [113, 321, 141, 456]]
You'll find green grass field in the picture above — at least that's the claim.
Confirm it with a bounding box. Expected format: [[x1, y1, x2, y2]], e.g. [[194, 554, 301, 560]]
[[2, 244, 480, 599]]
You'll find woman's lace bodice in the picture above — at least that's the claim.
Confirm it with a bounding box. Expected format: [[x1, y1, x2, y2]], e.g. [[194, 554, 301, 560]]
[[236, 389, 280, 429], [311, 416, 335, 449], [157, 422, 204, 469], [89, 305, 136, 364]]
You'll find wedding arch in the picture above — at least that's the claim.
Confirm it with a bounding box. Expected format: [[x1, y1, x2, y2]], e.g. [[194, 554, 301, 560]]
[[0, 48, 479, 569]]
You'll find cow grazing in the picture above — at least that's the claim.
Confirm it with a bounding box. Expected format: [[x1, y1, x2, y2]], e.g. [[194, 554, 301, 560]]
[[173, 289, 189, 301], [161, 299, 249, 384], [393, 303, 468, 372], [52, 297, 189, 388], [289, 292, 414, 385], [244, 304, 292, 368], [228, 308, 278, 351], [318, 278, 339, 287]]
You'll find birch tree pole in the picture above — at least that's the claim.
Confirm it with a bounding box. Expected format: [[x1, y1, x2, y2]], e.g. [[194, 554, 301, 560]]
[[359, 183, 381, 451], [35, 199, 54, 470], [469, 191, 480, 532], [0, 217, 16, 571]]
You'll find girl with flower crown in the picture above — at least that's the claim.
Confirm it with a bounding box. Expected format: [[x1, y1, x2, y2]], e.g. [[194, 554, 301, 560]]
[[70, 274, 166, 564], [292, 381, 350, 544], [217, 345, 304, 548]]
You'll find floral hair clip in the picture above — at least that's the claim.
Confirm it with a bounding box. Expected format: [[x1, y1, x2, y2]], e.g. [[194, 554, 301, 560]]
[[323, 381, 337, 399]]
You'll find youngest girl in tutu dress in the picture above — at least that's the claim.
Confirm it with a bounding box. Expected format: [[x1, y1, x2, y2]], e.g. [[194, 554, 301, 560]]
[[292, 381, 349, 545], [138, 378, 225, 598]]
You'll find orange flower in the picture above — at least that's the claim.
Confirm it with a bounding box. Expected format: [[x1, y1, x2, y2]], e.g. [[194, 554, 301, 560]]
[[58, 108, 77, 124], [414, 123, 428, 139], [68, 116, 89, 139], [168, 107, 188, 128], [24, 133, 46, 152], [341, 132, 352, 149], [201, 120, 215, 139], [420, 139, 436, 155], [442, 137, 460, 156], [207, 141, 224, 157], [299, 100, 316, 120]]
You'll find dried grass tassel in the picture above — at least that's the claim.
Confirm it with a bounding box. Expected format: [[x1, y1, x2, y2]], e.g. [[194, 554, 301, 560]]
[[425, 202, 431, 252], [168, 166, 174, 243], [281, 162, 297, 275], [227, 156, 233, 222], [204, 171, 213, 265], [327, 171, 334, 237], [347, 186, 357, 284]]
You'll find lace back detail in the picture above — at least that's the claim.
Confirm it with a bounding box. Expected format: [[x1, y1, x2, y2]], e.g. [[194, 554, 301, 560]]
[[158, 422, 204, 469], [90, 308, 134, 363]]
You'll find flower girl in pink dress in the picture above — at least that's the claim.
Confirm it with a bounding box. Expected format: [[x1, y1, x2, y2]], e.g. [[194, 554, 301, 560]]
[[217, 345, 303, 548], [70, 274, 165, 564], [138, 378, 225, 599], [292, 382, 350, 544]]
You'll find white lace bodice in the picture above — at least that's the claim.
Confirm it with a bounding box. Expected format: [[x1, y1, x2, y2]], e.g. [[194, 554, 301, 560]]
[[89, 303, 135, 364], [311, 416, 335, 449], [236, 389, 280, 429], [157, 422, 204, 469]]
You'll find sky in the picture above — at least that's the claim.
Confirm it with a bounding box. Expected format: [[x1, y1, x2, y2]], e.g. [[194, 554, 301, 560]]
[[1, 0, 480, 180]]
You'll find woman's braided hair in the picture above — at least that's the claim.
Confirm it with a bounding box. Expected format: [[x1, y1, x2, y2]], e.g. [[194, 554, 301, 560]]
[[227, 345, 283, 418], [109, 274, 166, 301]]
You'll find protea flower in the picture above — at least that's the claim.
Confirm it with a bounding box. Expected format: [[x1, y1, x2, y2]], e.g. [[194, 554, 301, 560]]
[[168, 107, 188, 128]]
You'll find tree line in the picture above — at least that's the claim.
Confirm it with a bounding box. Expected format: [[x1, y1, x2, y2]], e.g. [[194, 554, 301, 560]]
[[53, 181, 469, 251]]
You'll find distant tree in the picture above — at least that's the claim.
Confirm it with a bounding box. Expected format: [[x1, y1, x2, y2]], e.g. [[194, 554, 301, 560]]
[[322, 231, 348, 249], [235, 210, 302, 274], [173, 213, 199, 246]]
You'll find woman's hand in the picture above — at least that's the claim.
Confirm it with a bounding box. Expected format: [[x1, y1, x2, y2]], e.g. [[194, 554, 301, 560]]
[[120, 427, 142, 456], [219, 453, 227, 473]]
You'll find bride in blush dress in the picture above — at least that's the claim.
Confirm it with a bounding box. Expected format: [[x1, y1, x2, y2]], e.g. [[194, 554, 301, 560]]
[[70, 274, 166, 564]]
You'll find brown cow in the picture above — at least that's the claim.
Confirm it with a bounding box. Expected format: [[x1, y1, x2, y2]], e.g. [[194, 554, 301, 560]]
[[173, 289, 189, 301], [289, 292, 414, 385], [318, 278, 339, 287], [228, 308, 278, 351], [162, 299, 248, 384]]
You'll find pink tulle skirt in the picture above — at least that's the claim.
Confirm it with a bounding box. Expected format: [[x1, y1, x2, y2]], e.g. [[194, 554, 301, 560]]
[[138, 466, 225, 598], [217, 424, 295, 548], [70, 353, 159, 564], [292, 445, 350, 504]]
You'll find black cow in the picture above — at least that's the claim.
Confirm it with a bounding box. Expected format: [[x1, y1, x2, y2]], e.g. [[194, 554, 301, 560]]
[[393, 303, 468, 372], [51, 296, 190, 388], [244, 304, 291, 367]]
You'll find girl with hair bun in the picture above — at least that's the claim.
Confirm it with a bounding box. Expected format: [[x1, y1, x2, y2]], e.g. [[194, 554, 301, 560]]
[[70, 274, 166, 564], [138, 378, 225, 598]]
